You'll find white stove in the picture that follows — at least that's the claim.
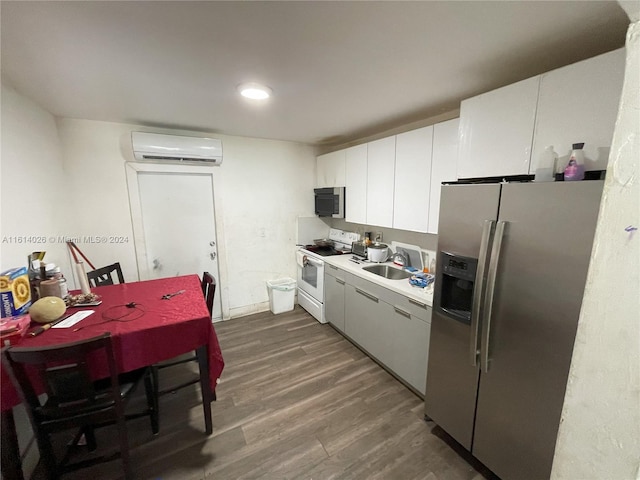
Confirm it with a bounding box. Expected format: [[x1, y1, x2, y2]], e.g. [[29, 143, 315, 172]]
[[296, 229, 360, 323]]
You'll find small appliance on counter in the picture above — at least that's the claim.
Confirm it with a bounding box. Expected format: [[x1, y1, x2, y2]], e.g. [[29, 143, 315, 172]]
[[351, 240, 367, 259], [367, 243, 390, 263]]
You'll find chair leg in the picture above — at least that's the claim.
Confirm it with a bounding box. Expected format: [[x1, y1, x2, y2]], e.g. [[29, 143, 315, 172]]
[[114, 408, 132, 480], [34, 431, 59, 480], [144, 369, 159, 435], [83, 426, 97, 452], [196, 345, 213, 435]]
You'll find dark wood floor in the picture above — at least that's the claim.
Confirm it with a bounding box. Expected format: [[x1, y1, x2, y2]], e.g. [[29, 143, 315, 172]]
[[42, 306, 487, 480]]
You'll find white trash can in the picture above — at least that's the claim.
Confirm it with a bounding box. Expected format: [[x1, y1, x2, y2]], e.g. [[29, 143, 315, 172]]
[[267, 277, 296, 314]]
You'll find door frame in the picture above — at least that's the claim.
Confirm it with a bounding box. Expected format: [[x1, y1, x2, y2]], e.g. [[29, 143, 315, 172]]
[[125, 161, 229, 320]]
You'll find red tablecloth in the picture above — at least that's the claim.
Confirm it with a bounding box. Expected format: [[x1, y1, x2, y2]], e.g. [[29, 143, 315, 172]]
[[1, 274, 224, 411]]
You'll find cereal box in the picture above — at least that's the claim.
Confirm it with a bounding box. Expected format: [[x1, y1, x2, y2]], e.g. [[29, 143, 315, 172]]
[[1, 267, 32, 318]]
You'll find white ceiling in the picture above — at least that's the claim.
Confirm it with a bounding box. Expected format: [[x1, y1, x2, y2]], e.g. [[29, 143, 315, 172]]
[[0, 1, 629, 148]]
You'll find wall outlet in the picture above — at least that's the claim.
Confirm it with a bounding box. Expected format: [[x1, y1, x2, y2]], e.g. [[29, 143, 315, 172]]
[[374, 232, 383, 242]]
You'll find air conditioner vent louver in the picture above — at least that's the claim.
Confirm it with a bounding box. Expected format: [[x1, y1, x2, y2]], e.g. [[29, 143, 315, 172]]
[[142, 155, 213, 162], [131, 132, 223, 166]]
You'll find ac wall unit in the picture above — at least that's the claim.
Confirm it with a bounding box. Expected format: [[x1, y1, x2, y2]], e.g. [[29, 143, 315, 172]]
[[131, 132, 223, 165]]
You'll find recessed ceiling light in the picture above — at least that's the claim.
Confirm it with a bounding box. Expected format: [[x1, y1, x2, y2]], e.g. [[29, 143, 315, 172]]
[[238, 82, 273, 100]]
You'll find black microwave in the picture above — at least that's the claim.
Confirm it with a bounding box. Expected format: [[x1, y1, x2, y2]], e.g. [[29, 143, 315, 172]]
[[314, 187, 345, 218]]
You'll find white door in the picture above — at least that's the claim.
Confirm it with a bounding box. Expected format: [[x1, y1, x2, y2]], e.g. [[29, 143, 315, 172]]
[[127, 165, 222, 321], [345, 144, 368, 224], [366, 136, 396, 228], [457, 76, 540, 179], [393, 125, 433, 232]]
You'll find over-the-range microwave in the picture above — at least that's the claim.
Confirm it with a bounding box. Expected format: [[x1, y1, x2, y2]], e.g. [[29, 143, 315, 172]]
[[314, 187, 344, 218]]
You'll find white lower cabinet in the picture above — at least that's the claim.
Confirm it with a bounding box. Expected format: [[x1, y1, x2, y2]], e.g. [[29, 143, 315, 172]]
[[389, 301, 431, 394], [324, 266, 346, 333], [330, 265, 432, 396], [345, 284, 394, 367]]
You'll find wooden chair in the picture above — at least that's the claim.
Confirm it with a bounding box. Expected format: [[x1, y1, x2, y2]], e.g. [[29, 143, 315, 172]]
[[151, 272, 216, 401], [86, 262, 125, 288], [201, 272, 216, 316], [1, 333, 158, 480]]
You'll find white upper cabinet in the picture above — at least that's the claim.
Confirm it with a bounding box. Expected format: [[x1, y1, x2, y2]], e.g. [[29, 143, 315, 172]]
[[316, 149, 346, 187], [345, 144, 368, 224], [530, 48, 625, 174], [366, 136, 396, 228], [393, 126, 433, 232], [429, 118, 460, 234], [457, 76, 540, 179]]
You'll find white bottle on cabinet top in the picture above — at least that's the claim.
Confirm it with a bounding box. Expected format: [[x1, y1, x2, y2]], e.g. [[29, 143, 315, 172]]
[[457, 76, 540, 179]]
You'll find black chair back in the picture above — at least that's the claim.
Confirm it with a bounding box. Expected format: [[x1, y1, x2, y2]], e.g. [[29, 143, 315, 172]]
[[86, 262, 125, 287], [201, 272, 216, 316], [3, 333, 121, 424]]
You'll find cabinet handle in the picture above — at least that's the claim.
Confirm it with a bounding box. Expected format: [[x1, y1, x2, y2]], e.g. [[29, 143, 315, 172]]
[[336, 278, 345, 285], [328, 264, 338, 270], [394, 306, 411, 318], [355, 287, 379, 303], [408, 298, 426, 309]]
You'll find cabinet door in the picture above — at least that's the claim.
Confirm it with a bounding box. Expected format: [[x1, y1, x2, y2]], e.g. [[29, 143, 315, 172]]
[[316, 150, 346, 187], [389, 304, 432, 395], [393, 126, 433, 232], [530, 49, 625, 174], [428, 118, 459, 234], [345, 284, 393, 365], [324, 268, 346, 332], [345, 144, 368, 224], [366, 136, 396, 228], [458, 76, 540, 179]]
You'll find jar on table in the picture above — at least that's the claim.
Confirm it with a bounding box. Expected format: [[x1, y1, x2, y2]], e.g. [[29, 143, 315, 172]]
[[45, 265, 69, 299]]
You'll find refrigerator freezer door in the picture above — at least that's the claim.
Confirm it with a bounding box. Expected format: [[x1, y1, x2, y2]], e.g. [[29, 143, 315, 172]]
[[472, 181, 604, 480], [425, 183, 500, 449]]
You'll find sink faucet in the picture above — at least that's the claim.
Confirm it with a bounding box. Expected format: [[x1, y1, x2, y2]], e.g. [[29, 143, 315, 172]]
[[391, 250, 410, 267]]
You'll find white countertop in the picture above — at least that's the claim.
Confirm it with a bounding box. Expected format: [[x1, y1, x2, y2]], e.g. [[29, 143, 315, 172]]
[[323, 255, 434, 307]]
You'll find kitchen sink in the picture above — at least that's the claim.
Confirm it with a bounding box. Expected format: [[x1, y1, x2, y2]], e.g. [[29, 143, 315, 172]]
[[362, 264, 412, 280]]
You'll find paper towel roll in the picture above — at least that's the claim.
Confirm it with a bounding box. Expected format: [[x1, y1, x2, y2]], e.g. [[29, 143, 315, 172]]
[[75, 261, 91, 294]]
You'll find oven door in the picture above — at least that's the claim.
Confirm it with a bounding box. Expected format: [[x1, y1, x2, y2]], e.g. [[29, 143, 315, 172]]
[[296, 254, 325, 302]]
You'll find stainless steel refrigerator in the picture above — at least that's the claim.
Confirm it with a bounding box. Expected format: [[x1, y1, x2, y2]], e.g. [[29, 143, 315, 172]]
[[424, 180, 604, 480]]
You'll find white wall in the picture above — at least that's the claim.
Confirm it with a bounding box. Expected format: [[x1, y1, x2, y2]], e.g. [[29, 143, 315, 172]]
[[0, 81, 69, 479], [0, 83, 73, 275], [551, 12, 640, 480], [55, 118, 317, 318]]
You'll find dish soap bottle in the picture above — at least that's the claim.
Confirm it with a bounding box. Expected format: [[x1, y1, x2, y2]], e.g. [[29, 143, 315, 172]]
[[534, 146, 558, 182], [564, 143, 585, 181]]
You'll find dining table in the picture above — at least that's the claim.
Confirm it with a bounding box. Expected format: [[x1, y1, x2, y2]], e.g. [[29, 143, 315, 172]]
[[1, 274, 224, 480]]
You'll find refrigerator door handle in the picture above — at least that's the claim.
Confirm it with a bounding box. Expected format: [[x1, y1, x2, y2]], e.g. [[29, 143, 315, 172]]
[[470, 219, 494, 366], [481, 220, 506, 373]]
